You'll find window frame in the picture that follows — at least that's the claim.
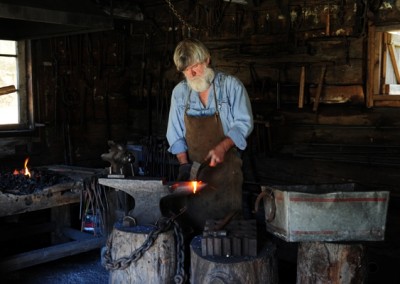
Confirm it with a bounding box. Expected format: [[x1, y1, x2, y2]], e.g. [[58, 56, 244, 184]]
[[0, 40, 34, 134], [367, 24, 400, 107]]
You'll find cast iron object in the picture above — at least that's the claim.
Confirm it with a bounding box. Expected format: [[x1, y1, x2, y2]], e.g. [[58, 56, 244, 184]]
[[98, 178, 206, 225]]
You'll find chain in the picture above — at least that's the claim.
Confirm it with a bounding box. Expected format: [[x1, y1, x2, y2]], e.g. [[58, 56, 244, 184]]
[[164, 0, 202, 32], [102, 212, 187, 283], [172, 220, 186, 284]]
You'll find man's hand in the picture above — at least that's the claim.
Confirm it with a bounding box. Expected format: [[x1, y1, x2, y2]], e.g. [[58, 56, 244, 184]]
[[177, 163, 192, 181], [206, 137, 235, 167]]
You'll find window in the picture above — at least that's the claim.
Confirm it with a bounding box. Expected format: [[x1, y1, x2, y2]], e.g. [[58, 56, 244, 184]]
[[367, 25, 400, 107], [0, 40, 33, 131], [382, 31, 400, 95]]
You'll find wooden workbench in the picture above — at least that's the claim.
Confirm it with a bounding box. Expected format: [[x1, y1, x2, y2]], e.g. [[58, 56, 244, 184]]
[[0, 165, 108, 273]]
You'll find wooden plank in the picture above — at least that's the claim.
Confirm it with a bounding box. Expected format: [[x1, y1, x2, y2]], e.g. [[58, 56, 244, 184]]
[[62, 227, 96, 241], [0, 235, 106, 273], [313, 64, 327, 112], [0, 222, 56, 242], [374, 100, 400, 107], [381, 32, 388, 93], [367, 24, 378, 108], [0, 184, 80, 217], [373, 94, 400, 100], [298, 66, 306, 108]]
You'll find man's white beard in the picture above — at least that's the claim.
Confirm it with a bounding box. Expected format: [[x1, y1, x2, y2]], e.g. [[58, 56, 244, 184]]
[[187, 67, 215, 92]]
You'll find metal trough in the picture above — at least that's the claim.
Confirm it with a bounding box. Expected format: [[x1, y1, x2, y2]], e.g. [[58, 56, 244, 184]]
[[255, 183, 390, 242]]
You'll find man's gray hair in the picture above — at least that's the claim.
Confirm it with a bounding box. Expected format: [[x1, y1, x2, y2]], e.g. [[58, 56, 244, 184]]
[[173, 38, 210, 72]]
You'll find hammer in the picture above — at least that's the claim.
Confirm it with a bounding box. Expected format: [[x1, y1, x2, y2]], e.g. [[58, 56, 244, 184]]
[[189, 160, 210, 181]]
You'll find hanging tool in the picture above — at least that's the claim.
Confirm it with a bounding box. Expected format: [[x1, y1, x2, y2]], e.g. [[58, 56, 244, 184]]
[[313, 64, 327, 112]]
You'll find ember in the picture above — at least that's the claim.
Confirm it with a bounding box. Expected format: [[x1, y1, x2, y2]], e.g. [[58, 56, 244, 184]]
[[0, 167, 73, 195]]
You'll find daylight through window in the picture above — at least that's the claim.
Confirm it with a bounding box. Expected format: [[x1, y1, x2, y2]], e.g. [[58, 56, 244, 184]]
[[0, 40, 18, 124]]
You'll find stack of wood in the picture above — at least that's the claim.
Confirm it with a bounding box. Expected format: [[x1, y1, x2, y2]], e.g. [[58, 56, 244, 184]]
[[201, 219, 257, 257]]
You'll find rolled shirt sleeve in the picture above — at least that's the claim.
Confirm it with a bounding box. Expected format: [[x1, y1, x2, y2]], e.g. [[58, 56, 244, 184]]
[[166, 82, 189, 155], [222, 75, 253, 150]]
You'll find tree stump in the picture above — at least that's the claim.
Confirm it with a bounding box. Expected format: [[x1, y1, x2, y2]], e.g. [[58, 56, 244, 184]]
[[297, 242, 366, 284], [106, 225, 176, 284], [190, 235, 278, 284]]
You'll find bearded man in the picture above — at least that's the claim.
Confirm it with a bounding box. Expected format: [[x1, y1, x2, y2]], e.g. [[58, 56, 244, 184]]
[[166, 38, 254, 232]]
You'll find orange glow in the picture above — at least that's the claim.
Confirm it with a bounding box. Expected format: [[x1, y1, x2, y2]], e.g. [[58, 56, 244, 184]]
[[192, 181, 197, 193], [23, 157, 31, 177]]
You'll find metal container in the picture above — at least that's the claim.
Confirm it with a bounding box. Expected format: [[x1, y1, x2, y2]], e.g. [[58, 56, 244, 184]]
[[256, 183, 390, 242]]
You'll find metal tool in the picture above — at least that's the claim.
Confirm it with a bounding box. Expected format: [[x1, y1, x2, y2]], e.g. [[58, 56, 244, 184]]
[[190, 159, 210, 180], [101, 141, 135, 177]]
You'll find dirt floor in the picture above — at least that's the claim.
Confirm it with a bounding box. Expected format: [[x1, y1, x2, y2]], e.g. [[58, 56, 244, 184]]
[[3, 249, 109, 284]]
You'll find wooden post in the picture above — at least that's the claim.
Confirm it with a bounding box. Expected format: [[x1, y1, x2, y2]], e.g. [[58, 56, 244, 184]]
[[297, 242, 366, 284], [298, 66, 306, 108], [107, 226, 176, 284], [190, 236, 278, 284]]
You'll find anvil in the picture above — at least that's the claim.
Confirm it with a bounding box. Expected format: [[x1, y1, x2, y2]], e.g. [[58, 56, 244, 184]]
[[98, 178, 206, 225]]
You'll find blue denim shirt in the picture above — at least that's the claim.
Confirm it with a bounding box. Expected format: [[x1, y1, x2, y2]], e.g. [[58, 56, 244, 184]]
[[166, 71, 254, 155]]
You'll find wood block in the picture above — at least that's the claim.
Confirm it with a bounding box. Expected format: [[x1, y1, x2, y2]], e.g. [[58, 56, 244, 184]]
[[191, 236, 278, 284]]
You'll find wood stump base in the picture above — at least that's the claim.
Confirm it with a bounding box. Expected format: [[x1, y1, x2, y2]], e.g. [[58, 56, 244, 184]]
[[107, 225, 176, 284], [297, 242, 366, 284], [190, 235, 278, 284]]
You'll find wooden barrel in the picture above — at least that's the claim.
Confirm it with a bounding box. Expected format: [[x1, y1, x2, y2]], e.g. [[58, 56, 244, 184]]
[[190, 235, 278, 284], [105, 225, 176, 284], [297, 242, 366, 284]]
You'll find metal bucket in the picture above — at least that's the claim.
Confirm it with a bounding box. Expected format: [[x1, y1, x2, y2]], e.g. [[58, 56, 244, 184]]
[[255, 183, 390, 242]]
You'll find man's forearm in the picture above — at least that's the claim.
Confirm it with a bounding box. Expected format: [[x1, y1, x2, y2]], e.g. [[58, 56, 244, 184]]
[[176, 152, 189, 165], [218, 137, 235, 153]]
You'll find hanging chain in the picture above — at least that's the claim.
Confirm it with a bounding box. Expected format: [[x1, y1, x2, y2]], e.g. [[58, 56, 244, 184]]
[[172, 219, 186, 284], [102, 212, 187, 284], [164, 0, 203, 32]]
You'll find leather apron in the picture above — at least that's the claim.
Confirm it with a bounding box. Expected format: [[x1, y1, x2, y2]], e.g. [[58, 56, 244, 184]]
[[184, 86, 243, 231]]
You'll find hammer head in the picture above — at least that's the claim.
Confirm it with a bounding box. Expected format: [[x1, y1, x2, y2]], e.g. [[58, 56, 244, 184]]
[[190, 161, 202, 180]]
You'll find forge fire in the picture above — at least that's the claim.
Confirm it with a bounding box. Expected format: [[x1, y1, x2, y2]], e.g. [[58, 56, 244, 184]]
[[0, 158, 73, 195]]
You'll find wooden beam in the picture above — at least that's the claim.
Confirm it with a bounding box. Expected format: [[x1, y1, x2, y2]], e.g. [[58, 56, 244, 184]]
[[0, 183, 80, 217], [298, 66, 306, 108], [373, 94, 400, 100], [0, 234, 106, 273], [367, 24, 379, 108], [0, 222, 56, 242]]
